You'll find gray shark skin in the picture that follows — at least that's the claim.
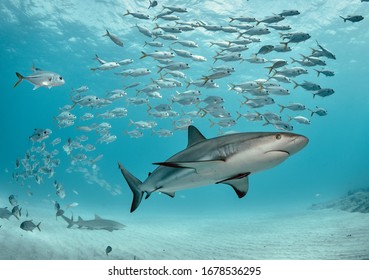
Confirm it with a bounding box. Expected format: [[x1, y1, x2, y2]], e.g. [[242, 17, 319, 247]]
[[61, 214, 125, 232], [119, 125, 308, 213]]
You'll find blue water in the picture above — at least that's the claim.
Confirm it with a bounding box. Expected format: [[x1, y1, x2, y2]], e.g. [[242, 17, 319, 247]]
[[1, 0, 369, 258]]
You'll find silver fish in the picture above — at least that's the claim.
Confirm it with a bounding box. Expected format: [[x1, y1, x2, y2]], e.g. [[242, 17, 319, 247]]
[[103, 29, 123, 47], [14, 69, 65, 90]]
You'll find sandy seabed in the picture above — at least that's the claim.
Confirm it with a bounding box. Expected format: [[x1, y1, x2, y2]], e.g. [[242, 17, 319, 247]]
[[0, 207, 368, 260]]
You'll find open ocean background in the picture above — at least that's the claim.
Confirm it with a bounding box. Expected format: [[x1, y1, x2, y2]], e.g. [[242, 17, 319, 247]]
[[1, 0, 369, 259]]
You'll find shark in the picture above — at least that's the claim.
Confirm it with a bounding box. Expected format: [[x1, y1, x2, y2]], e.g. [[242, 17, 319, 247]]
[[60, 214, 125, 232], [118, 125, 308, 213]]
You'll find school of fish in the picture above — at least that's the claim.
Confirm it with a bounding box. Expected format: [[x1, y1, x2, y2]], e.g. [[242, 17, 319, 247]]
[[4, 1, 367, 232]]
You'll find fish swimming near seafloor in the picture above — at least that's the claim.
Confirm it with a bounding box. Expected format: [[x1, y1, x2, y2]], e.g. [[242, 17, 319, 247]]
[[60, 214, 125, 232], [13, 67, 65, 90], [118, 125, 308, 213], [0, 207, 13, 220]]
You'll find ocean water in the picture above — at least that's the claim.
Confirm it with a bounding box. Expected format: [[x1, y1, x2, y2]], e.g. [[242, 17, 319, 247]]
[[1, 0, 369, 260]]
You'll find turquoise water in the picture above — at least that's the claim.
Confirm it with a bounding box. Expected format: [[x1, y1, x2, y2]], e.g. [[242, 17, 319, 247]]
[[1, 0, 369, 257]]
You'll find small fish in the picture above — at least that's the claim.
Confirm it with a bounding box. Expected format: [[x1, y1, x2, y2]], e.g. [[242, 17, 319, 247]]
[[72, 86, 89, 93], [288, 116, 310, 125], [124, 130, 144, 138], [66, 202, 79, 209], [279, 10, 300, 17], [103, 29, 123, 47], [20, 220, 41, 232], [124, 10, 150, 20], [313, 88, 335, 98], [91, 62, 120, 71], [14, 69, 65, 90], [256, 15, 285, 25], [11, 206, 22, 220], [339, 15, 364, 23], [172, 40, 198, 48], [9, 195, 18, 206], [314, 69, 335, 77], [152, 129, 173, 137], [309, 107, 327, 117], [0, 207, 12, 220], [54, 201, 61, 211], [106, 246, 112, 256], [292, 80, 321, 91], [278, 103, 306, 113], [209, 118, 236, 128]]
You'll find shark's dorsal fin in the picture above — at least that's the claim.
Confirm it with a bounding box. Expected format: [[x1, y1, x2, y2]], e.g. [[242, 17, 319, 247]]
[[78, 216, 84, 222], [95, 214, 102, 220], [216, 173, 250, 198], [187, 125, 206, 148]]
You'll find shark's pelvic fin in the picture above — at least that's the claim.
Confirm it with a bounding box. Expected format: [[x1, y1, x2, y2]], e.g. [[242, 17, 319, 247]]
[[187, 125, 207, 147], [118, 162, 143, 213], [216, 173, 250, 198]]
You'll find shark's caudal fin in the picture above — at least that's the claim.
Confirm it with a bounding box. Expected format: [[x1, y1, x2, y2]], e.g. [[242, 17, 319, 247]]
[[118, 163, 143, 213], [61, 214, 75, 228]]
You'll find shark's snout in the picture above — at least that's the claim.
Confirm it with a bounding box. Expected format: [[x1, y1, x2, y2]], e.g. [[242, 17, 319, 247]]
[[286, 134, 309, 155]]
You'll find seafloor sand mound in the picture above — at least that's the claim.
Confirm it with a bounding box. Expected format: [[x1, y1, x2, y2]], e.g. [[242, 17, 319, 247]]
[[311, 188, 369, 213]]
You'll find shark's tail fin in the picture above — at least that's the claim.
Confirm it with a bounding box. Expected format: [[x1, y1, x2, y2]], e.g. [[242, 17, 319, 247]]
[[61, 214, 75, 228], [118, 163, 143, 213]]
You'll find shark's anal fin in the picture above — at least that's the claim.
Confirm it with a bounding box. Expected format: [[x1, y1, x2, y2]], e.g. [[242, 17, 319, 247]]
[[187, 125, 207, 147], [216, 172, 250, 198], [160, 191, 175, 198], [153, 159, 225, 175]]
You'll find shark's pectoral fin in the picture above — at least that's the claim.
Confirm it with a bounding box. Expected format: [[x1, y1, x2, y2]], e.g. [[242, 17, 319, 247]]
[[160, 191, 175, 198], [153, 159, 225, 175], [216, 173, 250, 198]]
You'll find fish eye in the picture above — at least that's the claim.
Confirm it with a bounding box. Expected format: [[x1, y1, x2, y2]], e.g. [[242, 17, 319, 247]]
[[276, 134, 282, 140], [59, 77, 63, 80]]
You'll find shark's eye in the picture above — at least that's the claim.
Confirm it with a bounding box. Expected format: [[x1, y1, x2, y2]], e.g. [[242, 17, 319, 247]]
[[276, 134, 282, 140]]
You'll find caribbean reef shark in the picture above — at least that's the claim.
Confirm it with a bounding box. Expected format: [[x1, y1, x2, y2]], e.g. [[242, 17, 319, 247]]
[[61, 214, 125, 232], [119, 125, 308, 212]]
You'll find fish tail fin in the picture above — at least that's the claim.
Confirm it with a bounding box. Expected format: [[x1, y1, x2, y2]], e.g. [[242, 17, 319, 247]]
[[236, 111, 242, 120], [229, 17, 235, 22], [13, 72, 24, 88], [103, 29, 109, 37], [140, 51, 148, 59], [157, 65, 164, 73], [36, 222, 41, 231], [227, 83, 235, 91], [314, 69, 320, 77], [124, 10, 130, 16], [339, 16, 346, 22], [264, 66, 273, 74], [118, 162, 143, 213], [292, 80, 299, 89], [308, 109, 315, 117], [278, 104, 285, 113]]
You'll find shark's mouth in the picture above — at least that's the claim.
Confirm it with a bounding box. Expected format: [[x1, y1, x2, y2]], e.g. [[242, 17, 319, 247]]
[[265, 150, 290, 156]]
